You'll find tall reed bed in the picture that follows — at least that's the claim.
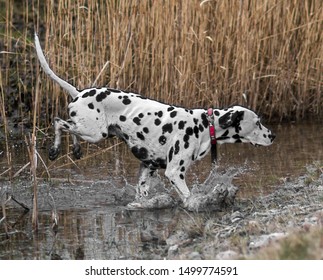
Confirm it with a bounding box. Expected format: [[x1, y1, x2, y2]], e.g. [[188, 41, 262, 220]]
[[0, 0, 322, 127]]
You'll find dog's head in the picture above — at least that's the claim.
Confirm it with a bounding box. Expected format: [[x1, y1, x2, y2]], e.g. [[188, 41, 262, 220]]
[[214, 106, 275, 146]]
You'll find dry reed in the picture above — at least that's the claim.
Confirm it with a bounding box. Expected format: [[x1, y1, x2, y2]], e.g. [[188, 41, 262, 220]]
[[0, 0, 322, 129]]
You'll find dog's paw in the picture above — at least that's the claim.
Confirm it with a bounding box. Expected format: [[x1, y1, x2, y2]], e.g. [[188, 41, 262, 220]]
[[48, 146, 60, 160], [72, 144, 82, 159]]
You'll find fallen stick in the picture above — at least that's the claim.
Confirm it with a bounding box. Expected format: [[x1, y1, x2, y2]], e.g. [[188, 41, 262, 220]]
[[10, 196, 30, 212]]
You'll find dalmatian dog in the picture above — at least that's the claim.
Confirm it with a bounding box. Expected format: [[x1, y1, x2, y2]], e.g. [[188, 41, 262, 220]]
[[35, 34, 275, 204]]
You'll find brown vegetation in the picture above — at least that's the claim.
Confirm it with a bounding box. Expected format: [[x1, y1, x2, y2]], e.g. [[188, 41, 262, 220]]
[[0, 0, 322, 130]]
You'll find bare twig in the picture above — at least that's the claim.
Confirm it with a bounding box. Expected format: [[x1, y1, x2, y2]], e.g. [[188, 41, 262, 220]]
[[10, 196, 30, 212], [13, 162, 30, 178]]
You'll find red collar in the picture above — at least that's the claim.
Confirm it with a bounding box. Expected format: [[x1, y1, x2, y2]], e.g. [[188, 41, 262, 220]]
[[207, 108, 217, 145]]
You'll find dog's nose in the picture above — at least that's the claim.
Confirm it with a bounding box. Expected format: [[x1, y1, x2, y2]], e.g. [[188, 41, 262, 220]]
[[269, 133, 276, 142]]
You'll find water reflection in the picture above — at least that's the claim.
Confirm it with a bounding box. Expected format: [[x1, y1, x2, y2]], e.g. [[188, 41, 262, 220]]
[[0, 207, 179, 259]]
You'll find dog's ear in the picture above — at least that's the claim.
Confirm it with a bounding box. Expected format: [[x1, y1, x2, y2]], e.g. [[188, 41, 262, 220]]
[[219, 110, 244, 129]]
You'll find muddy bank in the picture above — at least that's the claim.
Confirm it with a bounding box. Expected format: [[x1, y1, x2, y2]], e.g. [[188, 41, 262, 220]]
[[165, 163, 323, 259]]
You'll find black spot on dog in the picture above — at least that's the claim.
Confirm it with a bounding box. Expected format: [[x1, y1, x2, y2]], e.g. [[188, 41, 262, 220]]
[[214, 110, 220, 116], [193, 118, 198, 124], [120, 115, 127, 122], [219, 111, 244, 129], [199, 124, 204, 132], [180, 166, 185, 172], [143, 127, 149, 134], [162, 123, 173, 134], [138, 113, 144, 118], [122, 96, 131, 105], [174, 140, 180, 155], [144, 158, 167, 169], [131, 146, 148, 160], [183, 134, 190, 143], [179, 174, 184, 180], [217, 130, 230, 141], [170, 111, 177, 118], [155, 119, 161, 126], [201, 113, 209, 128], [186, 127, 193, 136], [179, 160, 184, 166], [63, 124, 69, 129], [102, 132, 107, 138], [133, 117, 141, 125], [97, 109, 100, 113], [232, 134, 244, 143], [137, 132, 145, 141], [167, 106, 175, 112], [96, 91, 107, 102], [159, 135, 167, 145], [168, 147, 174, 162], [123, 133, 129, 140], [155, 111, 163, 117], [82, 89, 96, 98], [189, 110, 193, 115], [194, 126, 199, 138], [70, 111, 77, 117], [72, 97, 79, 103], [232, 134, 242, 139], [156, 158, 167, 169], [118, 96, 122, 99], [184, 142, 189, 149], [178, 121, 186, 130], [88, 103, 94, 109], [235, 125, 242, 133]]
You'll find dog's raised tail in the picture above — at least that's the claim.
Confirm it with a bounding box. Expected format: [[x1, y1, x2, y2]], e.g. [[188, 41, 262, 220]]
[[34, 33, 79, 99]]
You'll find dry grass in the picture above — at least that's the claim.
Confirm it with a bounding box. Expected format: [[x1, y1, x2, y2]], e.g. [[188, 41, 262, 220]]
[[0, 0, 322, 128], [254, 227, 323, 259]]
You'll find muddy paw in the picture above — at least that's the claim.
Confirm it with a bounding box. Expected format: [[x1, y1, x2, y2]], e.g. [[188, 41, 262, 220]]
[[73, 144, 82, 159], [48, 146, 60, 160]]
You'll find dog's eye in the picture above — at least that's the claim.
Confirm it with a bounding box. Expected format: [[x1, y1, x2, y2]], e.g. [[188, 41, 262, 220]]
[[255, 120, 262, 130]]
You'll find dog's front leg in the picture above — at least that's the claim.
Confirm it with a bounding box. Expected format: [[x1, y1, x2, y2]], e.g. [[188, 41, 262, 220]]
[[165, 165, 190, 202], [135, 163, 157, 199], [71, 134, 82, 159]]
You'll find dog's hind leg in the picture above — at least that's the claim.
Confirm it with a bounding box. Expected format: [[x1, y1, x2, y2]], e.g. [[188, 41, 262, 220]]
[[71, 134, 82, 159], [49, 117, 64, 160], [49, 117, 81, 160]]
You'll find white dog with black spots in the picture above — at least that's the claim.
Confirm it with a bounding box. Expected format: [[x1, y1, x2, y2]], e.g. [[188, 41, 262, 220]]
[[35, 34, 275, 204]]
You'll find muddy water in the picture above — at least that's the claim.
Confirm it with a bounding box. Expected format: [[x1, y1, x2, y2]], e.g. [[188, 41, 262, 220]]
[[0, 122, 322, 259]]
